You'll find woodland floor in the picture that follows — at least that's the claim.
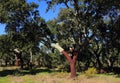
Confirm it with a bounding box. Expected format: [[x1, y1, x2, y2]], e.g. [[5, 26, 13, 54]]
[[0, 66, 120, 83]]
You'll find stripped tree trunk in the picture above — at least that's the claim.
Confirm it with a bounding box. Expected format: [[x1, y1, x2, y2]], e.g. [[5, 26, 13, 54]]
[[62, 51, 78, 78], [15, 58, 19, 66], [14, 48, 23, 69]]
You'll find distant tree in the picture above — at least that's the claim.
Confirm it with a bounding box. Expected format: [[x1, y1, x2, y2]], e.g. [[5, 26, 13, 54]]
[[0, 35, 15, 66], [0, 0, 52, 69]]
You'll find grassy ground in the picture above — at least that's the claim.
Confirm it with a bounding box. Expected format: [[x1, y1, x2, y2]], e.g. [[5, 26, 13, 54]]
[[0, 66, 120, 83]]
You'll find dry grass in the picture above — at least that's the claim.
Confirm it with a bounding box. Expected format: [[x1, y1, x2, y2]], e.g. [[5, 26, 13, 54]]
[[0, 66, 120, 83], [5, 72, 120, 83]]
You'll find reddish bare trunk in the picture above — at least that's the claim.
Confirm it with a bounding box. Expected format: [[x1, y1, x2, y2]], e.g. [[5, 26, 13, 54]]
[[62, 51, 72, 63], [15, 59, 19, 66], [70, 62, 76, 78], [62, 51, 78, 78]]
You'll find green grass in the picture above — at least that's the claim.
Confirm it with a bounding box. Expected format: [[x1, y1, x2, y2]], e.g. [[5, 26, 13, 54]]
[[0, 66, 120, 83], [0, 77, 10, 83]]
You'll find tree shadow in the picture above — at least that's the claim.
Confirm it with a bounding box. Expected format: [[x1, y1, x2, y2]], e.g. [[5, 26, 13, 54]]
[[116, 74, 120, 78], [112, 67, 120, 78], [104, 67, 120, 78], [0, 69, 16, 76], [0, 68, 53, 77]]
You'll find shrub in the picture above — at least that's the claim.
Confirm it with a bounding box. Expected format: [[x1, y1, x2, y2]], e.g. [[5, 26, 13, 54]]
[[84, 67, 97, 77]]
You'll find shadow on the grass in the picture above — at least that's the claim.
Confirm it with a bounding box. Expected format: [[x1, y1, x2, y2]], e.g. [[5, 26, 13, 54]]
[[0, 68, 54, 77], [0, 69, 16, 76]]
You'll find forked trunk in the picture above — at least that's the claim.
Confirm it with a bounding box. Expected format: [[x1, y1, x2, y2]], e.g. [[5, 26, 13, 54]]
[[62, 51, 78, 78]]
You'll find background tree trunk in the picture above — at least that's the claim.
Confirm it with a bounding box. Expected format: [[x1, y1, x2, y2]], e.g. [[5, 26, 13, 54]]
[[29, 49, 33, 69], [15, 59, 19, 66]]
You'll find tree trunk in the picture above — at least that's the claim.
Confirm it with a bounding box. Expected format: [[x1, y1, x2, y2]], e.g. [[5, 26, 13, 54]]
[[96, 57, 102, 69], [29, 50, 33, 69], [70, 62, 76, 78], [5, 60, 8, 66], [0, 60, 2, 66], [12, 60, 15, 66], [16, 52, 23, 69], [94, 52, 102, 69], [62, 51, 78, 78], [14, 48, 23, 69], [20, 58, 23, 69], [15, 59, 19, 66]]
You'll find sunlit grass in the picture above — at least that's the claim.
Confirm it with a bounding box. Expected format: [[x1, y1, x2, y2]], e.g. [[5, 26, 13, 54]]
[[0, 73, 120, 83], [0, 66, 120, 83], [0, 76, 11, 83]]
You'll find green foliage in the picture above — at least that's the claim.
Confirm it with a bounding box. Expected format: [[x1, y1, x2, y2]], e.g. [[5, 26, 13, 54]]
[[0, 0, 119, 74], [58, 61, 70, 72], [84, 67, 97, 77], [46, 0, 120, 71], [0, 0, 53, 69]]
